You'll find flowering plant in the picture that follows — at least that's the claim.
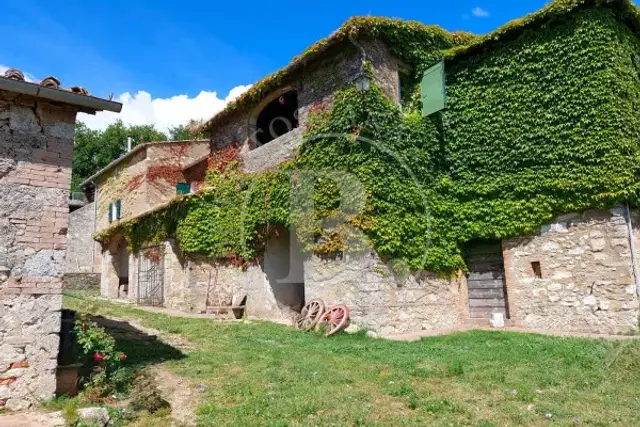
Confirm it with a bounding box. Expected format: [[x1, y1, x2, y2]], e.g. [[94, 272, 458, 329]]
[[73, 315, 127, 389]]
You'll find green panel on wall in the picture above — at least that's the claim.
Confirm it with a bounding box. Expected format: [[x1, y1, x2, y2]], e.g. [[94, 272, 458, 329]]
[[420, 61, 446, 117], [176, 182, 191, 195]]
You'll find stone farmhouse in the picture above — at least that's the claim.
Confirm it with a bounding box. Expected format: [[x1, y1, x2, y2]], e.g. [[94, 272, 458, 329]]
[[0, 69, 121, 409], [83, 0, 640, 337]]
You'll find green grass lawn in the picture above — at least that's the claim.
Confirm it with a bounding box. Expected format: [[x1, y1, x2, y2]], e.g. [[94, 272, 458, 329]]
[[63, 292, 640, 427]]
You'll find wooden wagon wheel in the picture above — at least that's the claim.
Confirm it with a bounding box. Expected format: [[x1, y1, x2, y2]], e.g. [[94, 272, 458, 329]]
[[315, 304, 350, 336], [295, 299, 325, 332]]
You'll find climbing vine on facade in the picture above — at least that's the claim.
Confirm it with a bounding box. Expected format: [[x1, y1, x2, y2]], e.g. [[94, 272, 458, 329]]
[[97, 3, 640, 274]]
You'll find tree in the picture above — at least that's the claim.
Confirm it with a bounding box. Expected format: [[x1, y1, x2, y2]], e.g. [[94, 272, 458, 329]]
[[71, 120, 167, 191], [168, 119, 205, 141]]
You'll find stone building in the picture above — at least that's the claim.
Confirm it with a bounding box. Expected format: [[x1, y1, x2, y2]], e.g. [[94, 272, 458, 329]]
[[89, 0, 640, 336], [65, 140, 209, 291], [0, 69, 121, 409]]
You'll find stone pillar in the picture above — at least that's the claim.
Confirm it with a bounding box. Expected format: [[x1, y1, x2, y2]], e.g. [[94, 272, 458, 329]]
[[0, 92, 78, 410]]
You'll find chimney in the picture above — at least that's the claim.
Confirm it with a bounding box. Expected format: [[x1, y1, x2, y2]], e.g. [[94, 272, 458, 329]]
[[126, 137, 133, 153]]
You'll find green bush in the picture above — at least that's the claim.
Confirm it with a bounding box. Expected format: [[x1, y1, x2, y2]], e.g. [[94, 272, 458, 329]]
[[73, 315, 129, 396]]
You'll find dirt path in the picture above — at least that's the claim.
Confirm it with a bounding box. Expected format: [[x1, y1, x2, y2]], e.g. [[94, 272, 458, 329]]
[[92, 315, 201, 425], [145, 365, 201, 426], [0, 412, 63, 427]]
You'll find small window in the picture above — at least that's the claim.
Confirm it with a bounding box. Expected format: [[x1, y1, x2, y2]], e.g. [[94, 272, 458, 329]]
[[399, 71, 413, 109], [531, 261, 542, 279], [109, 200, 121, 222], [176, 182, 191, 195], [420, 61, 446, 117]]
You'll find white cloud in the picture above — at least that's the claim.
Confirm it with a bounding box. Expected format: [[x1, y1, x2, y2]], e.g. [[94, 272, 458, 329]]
[[79, 85, 252, 134], [1, 63, 252, 134], [472, 7, 490, 18]]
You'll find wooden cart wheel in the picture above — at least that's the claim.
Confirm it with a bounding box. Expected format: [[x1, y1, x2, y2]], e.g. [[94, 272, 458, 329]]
[[315, 304, 350, 336], [295, 299, 325, 332]]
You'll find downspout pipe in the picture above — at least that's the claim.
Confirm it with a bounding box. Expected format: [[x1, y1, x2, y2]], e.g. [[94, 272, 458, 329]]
[[624, 202, 640, 297]]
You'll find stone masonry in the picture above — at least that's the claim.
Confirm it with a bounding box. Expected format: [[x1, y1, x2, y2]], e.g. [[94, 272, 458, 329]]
[[0, 78, 120, 410], [65, 202, 99, 274], [504, 207, 640, 334], [0, 91, 76, 410], [304, 252, 461, 335]]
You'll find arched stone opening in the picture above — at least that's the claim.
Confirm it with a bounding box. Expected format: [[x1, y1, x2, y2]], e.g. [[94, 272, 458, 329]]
[[254, 90, 299, 146]]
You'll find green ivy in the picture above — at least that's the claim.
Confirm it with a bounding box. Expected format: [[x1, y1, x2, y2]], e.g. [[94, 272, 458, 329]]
[[98, 5, 640, 274]]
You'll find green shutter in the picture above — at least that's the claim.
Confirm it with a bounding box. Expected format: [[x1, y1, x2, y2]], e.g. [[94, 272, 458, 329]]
[[420, 61, 446, 117], [176, 183, 190, 195], [108, 203, 113, 223], [115, 200, 121, 220]]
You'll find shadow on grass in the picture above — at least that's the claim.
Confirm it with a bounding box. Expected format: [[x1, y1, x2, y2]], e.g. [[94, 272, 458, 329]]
[[61, 309, 186, 371], [90, 315, 186, 369]]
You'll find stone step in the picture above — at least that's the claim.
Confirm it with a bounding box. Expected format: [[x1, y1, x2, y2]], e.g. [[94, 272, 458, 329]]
[[205, 305, 246, 319], [461, 317, 520, 328]]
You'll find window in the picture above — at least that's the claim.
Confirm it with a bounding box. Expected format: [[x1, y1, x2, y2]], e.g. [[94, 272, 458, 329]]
[[254, 91, 299, 146], [176, 182, 191, 195], [399, 71, 413, 109], [531, 261, 542, 279], [108, 200, 122, 222], [420, 61, 446, 117]]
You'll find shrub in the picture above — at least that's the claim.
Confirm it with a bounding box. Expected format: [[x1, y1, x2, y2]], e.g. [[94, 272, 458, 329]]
[[73, 315, 128, 397]]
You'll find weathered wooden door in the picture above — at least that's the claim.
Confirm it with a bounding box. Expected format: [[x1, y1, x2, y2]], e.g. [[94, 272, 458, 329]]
[[137, 246, 165, 306], [465, 241, 509, 319]]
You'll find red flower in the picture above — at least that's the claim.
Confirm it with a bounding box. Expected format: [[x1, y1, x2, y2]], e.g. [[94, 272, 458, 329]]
[[119, 353, 127, 361], [93, 353, 104, 362], [80, 323, 87, 331]]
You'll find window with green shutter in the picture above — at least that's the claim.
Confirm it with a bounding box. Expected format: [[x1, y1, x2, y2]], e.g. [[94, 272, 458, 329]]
[[108, 203, 113, 223], [176, 182, 191, 195], [115, 200, 122, 220], [420, 61, 446, 117]]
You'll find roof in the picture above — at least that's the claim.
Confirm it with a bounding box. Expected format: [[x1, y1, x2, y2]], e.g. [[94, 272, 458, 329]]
[[201, 16, 476, 134], [0, 68, 122, 114], [80, 139, 209, 187], [201, 1, 640, 136], [445, 0, 640, 61]]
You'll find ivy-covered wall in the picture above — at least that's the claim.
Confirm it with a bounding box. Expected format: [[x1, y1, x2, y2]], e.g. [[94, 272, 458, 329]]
[[437, 7, 640, 268], [96, 4, 640, 278]]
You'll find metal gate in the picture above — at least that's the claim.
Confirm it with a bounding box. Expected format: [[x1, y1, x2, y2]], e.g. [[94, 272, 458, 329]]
[[137, 246, 164, 306], [465, 241, 509, 319]]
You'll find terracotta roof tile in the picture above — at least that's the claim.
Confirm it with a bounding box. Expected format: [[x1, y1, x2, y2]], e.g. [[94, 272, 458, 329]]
[[2, 68, 89, 96]]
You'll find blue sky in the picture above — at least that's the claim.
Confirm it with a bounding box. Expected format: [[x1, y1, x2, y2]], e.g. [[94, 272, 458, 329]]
[[0, 0, 618, 131]]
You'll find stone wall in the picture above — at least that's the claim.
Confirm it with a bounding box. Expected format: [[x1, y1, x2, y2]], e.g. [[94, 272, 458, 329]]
[[65, 202, 99, 274], [183, 256, 248, 314], [0, 91, 78, 409], [210, 39, 403, 175], [94, 141, 209, 234], [62, 273, 100, 291], [303, 252, 461, 335], [503, 207, 639, 334]]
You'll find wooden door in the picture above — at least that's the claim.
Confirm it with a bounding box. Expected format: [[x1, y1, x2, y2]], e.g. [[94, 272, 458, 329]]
[[465, 241, 509, 319]]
